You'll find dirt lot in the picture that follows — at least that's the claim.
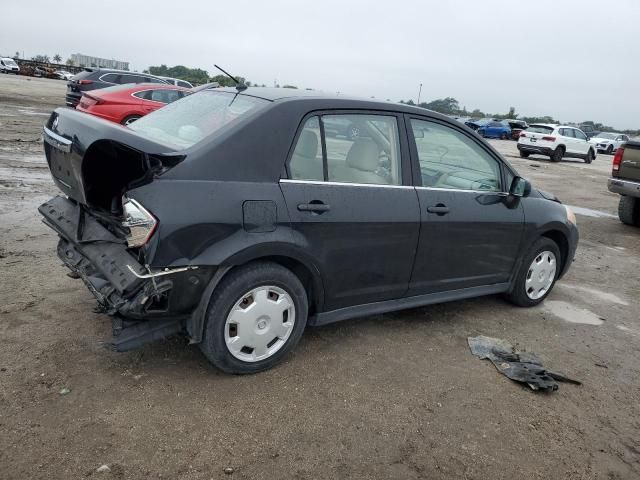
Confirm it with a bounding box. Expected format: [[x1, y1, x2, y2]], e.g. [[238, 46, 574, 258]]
[[1, 75, 639, 480]]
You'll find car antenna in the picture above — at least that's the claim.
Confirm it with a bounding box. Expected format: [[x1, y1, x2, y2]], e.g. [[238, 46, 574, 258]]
[[214, 64, 247, 92]]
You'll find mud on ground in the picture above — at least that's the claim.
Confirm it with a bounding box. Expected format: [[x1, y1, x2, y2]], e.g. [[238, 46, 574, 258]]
[[1, 75, 639, 479]]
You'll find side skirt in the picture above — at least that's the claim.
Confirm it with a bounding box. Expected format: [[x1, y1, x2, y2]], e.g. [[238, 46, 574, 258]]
[[309, 283, 511, 327]]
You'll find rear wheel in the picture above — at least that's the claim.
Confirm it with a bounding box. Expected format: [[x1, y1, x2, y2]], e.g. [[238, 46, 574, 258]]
[[585, 149, 594, 164], [121, 115, 141, 126], [551, 147, 564, 162], [506, 237, 561, 307], [618, 196, 640, 226], [500, 132, 508, 140], [199, 262, 308, 374], [519, 150, 530, 158]]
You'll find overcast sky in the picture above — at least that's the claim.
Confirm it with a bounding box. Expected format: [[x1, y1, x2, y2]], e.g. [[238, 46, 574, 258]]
[[3, 0, 639, 128]]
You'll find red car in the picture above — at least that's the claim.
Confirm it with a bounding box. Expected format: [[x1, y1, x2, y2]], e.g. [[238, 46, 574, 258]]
[[76, 83, 191, 125]]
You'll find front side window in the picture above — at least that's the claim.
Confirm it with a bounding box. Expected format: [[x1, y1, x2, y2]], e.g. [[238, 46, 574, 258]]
[[574, 129, 587, 140], [128, 91, 269, 149], [100, 73, 119, 83], [410, 119, 501, 192], [288, 114, 402, 186]]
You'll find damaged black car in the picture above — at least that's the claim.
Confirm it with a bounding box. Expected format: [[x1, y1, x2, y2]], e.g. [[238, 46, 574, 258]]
[[39, 87, 579, 374]]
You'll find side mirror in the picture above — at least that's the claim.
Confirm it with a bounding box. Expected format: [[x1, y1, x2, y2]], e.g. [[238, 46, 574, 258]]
[[509, 176, 531, 197]]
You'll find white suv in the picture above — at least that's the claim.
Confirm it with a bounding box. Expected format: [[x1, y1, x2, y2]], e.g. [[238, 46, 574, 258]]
[[517, 124, 596, 163]]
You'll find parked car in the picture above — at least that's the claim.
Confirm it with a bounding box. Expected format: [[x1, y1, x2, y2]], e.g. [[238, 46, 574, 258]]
[[159, 76, 194, 88], [65, 68, 169, 107], [518, 124, 596, 163], [579, 124, 597, 139], [322, 116, 363, 139], [502, 119, 528, 140], [589, 132, 630, 155], [608, 141, 640, 226], [0, 57, 20, 74], [55, 70, 74, 81], [477, 120, 511, 140], [39, 87, 578, 373], [76, 83, 191, 125]]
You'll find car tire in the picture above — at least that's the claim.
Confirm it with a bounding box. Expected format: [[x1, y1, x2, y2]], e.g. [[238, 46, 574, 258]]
[[606, 144, 613, 155], [585, 149, 594, 164], [199, 261, 308, 374], [121, 115, 141, 126], [551, 147, 564, 162], [618, 196, 640, 226], [506, 237, 562, 307], [519, 150, 530, 158], [500, 133, 508, 140]]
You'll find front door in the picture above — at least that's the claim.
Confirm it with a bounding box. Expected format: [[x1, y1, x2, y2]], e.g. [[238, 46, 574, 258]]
[[280, 113, 420, 311], [406, 117, 524, 295]]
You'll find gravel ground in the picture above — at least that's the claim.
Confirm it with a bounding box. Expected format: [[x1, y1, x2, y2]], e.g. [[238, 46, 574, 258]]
[[1, 75, 639, 480]]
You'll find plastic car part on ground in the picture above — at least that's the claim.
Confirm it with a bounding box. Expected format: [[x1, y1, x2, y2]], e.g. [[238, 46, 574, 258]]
[[468, 335, 581, 392]]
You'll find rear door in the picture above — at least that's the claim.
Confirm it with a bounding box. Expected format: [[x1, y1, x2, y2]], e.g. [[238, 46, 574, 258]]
[[406, 116, 524, 295], [572, 128, 590, 154], [280, 112, 420, 311], [559, 128, 577, 154]]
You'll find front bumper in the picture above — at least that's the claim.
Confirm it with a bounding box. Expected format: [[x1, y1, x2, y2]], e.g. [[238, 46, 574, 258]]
[[518, 143, 553, 156], [608, 177, 640, 198], [560, 223, 579, 279]]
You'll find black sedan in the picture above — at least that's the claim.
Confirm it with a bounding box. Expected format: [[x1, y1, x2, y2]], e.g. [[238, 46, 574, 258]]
[[39, 87, 579, 374]]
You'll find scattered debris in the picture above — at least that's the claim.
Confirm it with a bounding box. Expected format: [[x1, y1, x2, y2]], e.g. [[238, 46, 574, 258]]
[[96, 464, 111, 473], [223, 467, 234, 475], [59, 387, 71, 395], [468, 336, 581, 392], [594, 363, 608, 369]]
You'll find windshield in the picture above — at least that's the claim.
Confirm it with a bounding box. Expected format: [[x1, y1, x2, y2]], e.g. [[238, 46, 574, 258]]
[[597, 133, 616, 139], [3, 59, 18, 66], [527, 125, 554, 134], [128, 91, 269, 149]]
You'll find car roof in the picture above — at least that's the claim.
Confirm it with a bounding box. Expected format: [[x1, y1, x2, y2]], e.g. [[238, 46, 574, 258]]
[[530, 123, 558, 128], [210, 87, 454, 118]]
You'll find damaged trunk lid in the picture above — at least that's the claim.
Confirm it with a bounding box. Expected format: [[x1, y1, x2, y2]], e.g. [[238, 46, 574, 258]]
[[43, 107, 184, 214]]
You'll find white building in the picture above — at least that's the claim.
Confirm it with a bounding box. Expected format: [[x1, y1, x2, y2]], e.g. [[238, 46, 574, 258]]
[[70, 53, 129, 71]]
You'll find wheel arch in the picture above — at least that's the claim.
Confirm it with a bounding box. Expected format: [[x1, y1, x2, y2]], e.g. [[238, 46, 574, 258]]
[[540, 228, 569, 275], [185, 246, 325, 344]]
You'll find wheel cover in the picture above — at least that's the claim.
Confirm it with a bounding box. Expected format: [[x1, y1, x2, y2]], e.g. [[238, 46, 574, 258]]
[[224, 286, 296, 362], [525, 251, 557, 300], [124, 116, 139, 125]]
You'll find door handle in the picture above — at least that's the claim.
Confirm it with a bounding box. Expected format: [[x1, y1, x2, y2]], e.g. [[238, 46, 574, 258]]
[[297, 202, 330, 213], [427, 204, 449, 215]]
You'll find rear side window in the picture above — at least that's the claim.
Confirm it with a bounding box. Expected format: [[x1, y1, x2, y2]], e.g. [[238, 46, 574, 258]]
[[99, 73, 120, 83], [527, 125, 554, 134], [288, 114, 402, 186], [145, 76, 165, 84], [562, 129, 575, 138], [177, 80, 192, 88], [410, 119, 502, 192]]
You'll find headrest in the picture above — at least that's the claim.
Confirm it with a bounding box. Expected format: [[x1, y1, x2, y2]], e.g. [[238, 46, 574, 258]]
[[346, 138, 380, 172]]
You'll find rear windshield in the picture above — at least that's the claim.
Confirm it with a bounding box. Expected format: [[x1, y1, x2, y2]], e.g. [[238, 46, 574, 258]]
[[526, 125, 554, 134], [128, 91, 269, 150]]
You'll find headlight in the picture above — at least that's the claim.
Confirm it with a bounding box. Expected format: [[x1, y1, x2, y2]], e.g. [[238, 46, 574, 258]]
[[565, 205, 577, 226], [122, 198, 157, 247]]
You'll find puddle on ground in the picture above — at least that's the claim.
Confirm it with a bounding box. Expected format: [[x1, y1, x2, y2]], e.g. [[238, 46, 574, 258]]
[[559, 284, 629, 306], [542, 300, 604, 325], [567, 205, 617, 219]]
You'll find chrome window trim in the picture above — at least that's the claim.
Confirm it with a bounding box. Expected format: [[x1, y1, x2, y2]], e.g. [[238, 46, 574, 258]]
[[416, 186, 508, 195], [279, 179, 412, 190], [130, 89, 169, 104]]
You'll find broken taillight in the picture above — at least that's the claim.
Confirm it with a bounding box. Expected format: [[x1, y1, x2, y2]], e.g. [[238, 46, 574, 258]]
[[122, 199, 157, 248]]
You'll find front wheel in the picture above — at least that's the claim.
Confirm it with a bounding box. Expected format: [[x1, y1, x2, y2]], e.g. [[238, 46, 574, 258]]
[[199, 262, 308, 374], [500, 132, 508, 140], [606, 144, 613, 155], [519, 150, 530, 158], [506, 237, 561, 307]]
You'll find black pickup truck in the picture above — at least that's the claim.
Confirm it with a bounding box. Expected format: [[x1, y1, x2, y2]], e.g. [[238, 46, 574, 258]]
[[608, 141, 640, 226]]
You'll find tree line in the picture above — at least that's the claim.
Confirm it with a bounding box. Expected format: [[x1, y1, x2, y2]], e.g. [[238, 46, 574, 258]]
[[399, 96, 639, 136]]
